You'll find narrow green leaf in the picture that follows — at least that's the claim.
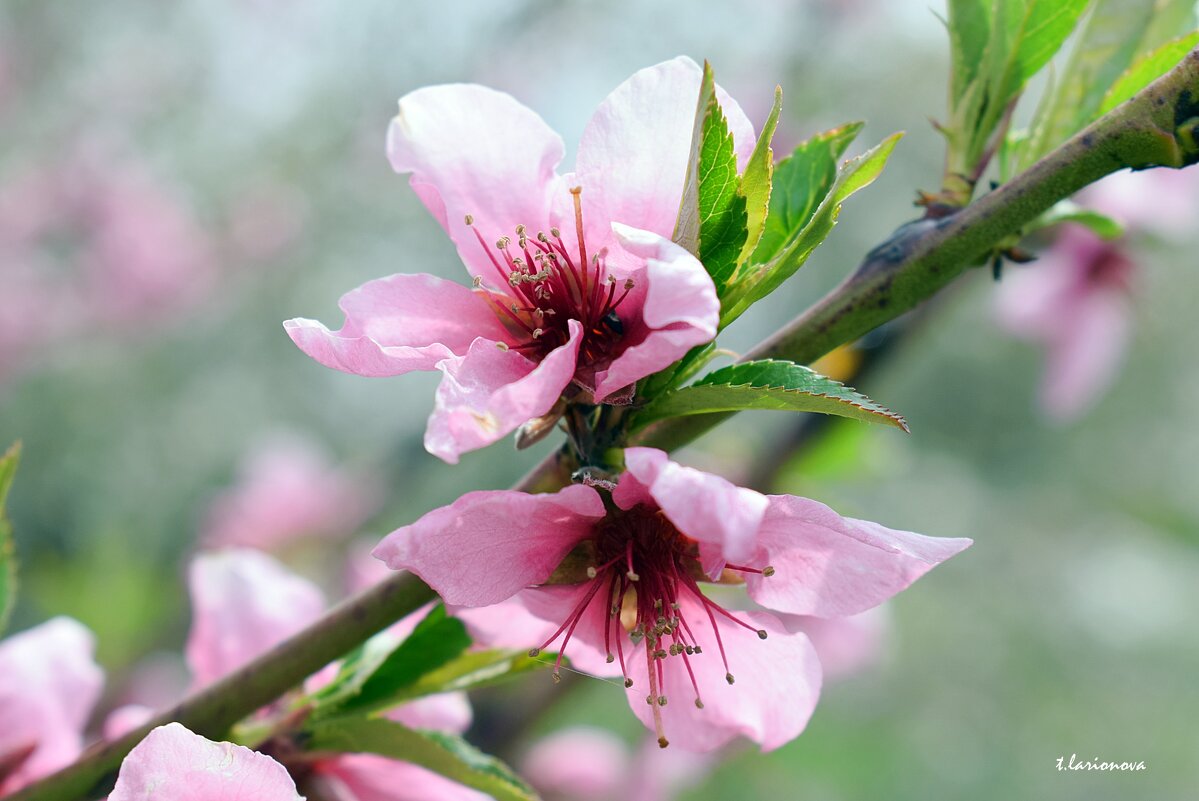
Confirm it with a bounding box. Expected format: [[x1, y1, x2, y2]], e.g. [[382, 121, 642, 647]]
[[630, 360, 908, 432], [725, 131, 901, 325], [739, 86, 783, 265], [673, 62, 717, 255], [673, 61, 750, 292], [990, 0, 1091, 97], [1028, 200, 1124, 239], [749, 122, 863, 268], [325, 604, 470, 716], [947, 0, 993, 104], [306, 717, 540, 801], [1100, 30, 1199, 114], [0, 442, 19, 636], [1019, 0, 1198, 167], [388, 648, 554, 704]]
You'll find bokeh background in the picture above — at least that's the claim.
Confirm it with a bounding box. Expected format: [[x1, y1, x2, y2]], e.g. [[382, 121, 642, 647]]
[[2, 1, 1198, 799]]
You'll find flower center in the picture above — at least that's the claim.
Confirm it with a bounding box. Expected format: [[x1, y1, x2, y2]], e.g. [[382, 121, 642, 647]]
[[529, 504, 775, 748], [466, 188, 634, 383]]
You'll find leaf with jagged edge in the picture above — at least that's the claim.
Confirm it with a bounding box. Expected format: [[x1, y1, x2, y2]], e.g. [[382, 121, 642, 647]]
[[673, 61, 750, 294], [723, 131, 902, 326], [748, 121, 863, 269], [1100, 30, 1199, 114], [947, 0, 1089, 181], [304, 717, 540, 801], [739, 86, 783, 266], [311, 604, 470, 718], [0, 442, 20, 636], [1020, 0, 1199, 167], [629, 360, 908, 432]]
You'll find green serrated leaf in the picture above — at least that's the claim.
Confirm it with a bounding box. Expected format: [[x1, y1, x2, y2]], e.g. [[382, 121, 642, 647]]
[[947, 0, 1089, 184], [674, 62, 717, 255], [305, 717, 540, 801], [1100, 30, 1199, 114], [630, 360, 908, 432], [724, 131, 901, 326], [990, 0, 1091, 97], [321, 604, 470, 717], [674, 61, 750, 292], [0, 442, 20, 636], [1020, 0, 1198, 167], [739, 86, 783, 265], [749, 122, 863, 268]]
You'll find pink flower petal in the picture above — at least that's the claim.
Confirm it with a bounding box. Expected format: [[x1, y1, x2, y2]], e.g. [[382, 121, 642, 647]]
[[507, 585, 624, 677], [1040, 285, 1130, 422], [318, 754, 491, 801], [521, 727, 629, 801], [386, 84, 566, 281], [424, 321, 582, 463], [109, 723, 303, 801], [574, 56, 755, 246], [186, 549, 327, 688], [372, 485, 605, 607], [285, 272, 509, 377], [453, 600, 561, 653], [618, 447, 768, 567], [591, 225, 719, 401], [103, 705, 155, 741], [746, 496, 972, 617], [626, 604, 821, 752], [0, 618, 103, 793], [779, 607, 890, 681], [387, 692, 472, 735]]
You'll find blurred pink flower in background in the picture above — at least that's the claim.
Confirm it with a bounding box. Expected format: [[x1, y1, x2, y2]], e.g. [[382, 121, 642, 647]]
[[522, 727, 709, 801], [780, 606, 890, 680], [109, 723, 303, 801], [376, 446, 970, 751], [0, 148, 215, 382], [286, 57, 742, 463], [165, 548, 484, 800], [185, 548, 328, 689], [995, 168, 1198, 422], [202, 435, 380, 551], [0, 617, 104, 793], [225, 180, 309, 265]]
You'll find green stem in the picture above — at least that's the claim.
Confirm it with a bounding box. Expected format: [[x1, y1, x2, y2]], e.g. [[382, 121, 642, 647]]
[[9, 45, 1198, 801], [4, 575, 435, 801]]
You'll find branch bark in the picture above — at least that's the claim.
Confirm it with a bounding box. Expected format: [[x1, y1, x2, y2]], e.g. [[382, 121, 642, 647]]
[[8, 44, 1198, 801]]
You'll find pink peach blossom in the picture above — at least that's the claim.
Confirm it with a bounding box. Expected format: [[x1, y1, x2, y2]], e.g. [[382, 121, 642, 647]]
[[521, 726, 715, 801], [186, 549, 328, 689], [285, 57, 749, 463], [375, 447, 971, 752], [779, 606, 890, 680], [0, 618, 104, 793], [184, 548, 481, 800], [996, 168, 1198, 422], [108, 723, 303, 801], [996, 224, 1133, 422], [202, 436, 379, 551]]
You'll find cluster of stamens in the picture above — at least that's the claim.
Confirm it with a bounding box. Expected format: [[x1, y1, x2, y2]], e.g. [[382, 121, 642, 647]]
[[528, 505, 775, 748], [466, 188, 634, 374]]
